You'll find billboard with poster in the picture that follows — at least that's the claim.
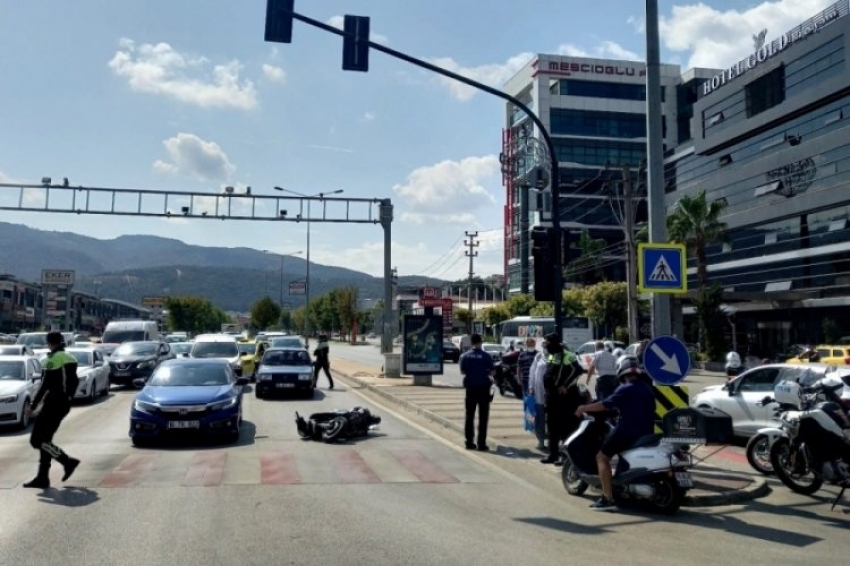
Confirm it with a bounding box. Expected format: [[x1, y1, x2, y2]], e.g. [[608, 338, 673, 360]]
[[402, 314, 443, 375]]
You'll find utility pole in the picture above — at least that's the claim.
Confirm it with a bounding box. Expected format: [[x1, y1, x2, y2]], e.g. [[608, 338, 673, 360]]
[[621, 166, 640, 343], [519, 181, 530, 294], [464, 231, 479, 334]]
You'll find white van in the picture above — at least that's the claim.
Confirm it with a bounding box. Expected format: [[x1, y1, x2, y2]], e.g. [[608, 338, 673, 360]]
[[102, 320, 160, 344], [190, 334, 242, 376]]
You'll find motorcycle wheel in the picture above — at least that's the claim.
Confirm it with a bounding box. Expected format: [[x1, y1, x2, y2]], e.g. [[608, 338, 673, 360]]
[[321, 417, 347, 443], [745, 433, 774, 475], [651, 476, 685, 515], [770, 438, 823, 495], [560, 454, 588, 495]]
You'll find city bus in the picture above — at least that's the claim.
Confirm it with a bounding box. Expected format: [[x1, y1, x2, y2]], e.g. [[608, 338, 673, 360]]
[[495, 316, 594, 352]]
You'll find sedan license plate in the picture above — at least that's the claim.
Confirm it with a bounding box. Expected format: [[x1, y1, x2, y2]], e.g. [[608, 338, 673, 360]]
[[276, 383, 295, 389], [167, 420, 199, 429], [675, 471, 694, 488], [114, 371, 130, 377]]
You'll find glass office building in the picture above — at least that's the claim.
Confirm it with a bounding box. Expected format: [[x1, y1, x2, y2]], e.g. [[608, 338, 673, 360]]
[[665, 0, 850, 352]]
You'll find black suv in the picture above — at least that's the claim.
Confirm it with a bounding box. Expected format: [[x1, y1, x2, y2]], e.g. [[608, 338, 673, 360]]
[[442, 340, 461, 363], [108, 341, 174, 386]]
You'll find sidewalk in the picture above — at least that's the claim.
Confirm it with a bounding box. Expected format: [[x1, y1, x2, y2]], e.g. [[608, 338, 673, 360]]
[[331, 357, 769, 507]]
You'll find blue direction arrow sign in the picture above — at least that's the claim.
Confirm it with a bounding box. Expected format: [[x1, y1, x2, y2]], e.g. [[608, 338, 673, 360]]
[[643, 335, 691, 386], [637, 243, 687, 293]]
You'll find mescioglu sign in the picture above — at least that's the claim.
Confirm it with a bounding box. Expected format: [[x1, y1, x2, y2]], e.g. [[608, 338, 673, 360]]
[[703, 2, 844, 96]]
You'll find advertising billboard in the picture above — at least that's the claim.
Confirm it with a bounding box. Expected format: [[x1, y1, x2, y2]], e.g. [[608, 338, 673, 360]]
[[402, 314, 443, 375]]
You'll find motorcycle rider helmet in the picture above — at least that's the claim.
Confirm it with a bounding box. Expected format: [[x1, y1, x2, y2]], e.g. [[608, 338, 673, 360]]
[[612, 347, 624, 359], [725, 351, 742, 369], [616, 355, 641, 382]]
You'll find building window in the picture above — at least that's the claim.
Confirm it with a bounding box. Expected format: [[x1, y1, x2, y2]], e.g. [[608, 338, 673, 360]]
[[549, 109, 646, 139], [553, 138, 646, 167], [746, 66, 785, 118], [556, 79, 646, 101]]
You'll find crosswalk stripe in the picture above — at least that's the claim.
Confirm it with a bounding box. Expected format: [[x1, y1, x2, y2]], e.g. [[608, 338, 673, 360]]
[[260, 452, 300, 485], [332, 450, 382, 484], [182, 451, 227, 487], [389, 449, 458, 483], [99, 454, 158, 488]]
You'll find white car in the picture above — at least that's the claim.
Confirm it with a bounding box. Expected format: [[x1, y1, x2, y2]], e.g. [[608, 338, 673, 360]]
[[66, 348, 111, 402], [482, 343, 506, 361], [690, 363, 836, 438], [0, 355, 43, 429]]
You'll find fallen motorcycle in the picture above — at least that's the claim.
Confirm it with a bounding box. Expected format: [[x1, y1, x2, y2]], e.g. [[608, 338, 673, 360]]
[[295, 407, 381, 443]]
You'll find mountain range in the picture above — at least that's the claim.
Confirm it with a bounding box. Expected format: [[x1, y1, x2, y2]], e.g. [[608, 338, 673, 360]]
[[0, 222, 443, 311]]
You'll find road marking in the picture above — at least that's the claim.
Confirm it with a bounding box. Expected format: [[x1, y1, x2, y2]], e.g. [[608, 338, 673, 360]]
[[182, 451, 227, 487], [260, 452, 300, 485], [99, 454, 158, 488], [332, 450, 381, 484], [389, 449, 458, 483]]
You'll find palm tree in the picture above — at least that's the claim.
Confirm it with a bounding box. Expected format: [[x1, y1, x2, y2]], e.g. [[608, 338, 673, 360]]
[[666, 190, 727, 289]]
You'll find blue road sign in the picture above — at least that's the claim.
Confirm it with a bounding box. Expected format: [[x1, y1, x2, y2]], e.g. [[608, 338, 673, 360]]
[[643, 335, 691, 386], [637, 243, 687, 293]]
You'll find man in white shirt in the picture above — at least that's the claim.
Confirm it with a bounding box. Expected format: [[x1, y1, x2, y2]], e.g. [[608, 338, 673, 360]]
[[528, 348, 548, 450], [585, 341, 618, 401]]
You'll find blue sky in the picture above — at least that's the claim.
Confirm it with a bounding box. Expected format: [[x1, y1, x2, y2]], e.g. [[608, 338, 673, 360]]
[[0, 0, 831, 280]]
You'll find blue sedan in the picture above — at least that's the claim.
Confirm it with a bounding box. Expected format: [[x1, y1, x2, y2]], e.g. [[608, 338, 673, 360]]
[[129, 358, 249, 446]]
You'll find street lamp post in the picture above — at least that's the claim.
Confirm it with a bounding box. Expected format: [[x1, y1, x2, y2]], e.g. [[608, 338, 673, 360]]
[[274, 187, 344, 340]]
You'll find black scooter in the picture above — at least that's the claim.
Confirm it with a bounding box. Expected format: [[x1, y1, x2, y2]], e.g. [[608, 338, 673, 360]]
[[493, 351, 524, 399]]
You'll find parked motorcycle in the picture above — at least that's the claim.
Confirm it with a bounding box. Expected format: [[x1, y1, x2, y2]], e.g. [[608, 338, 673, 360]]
[[768, 375, 850, 507], [493, 351, 524, 399], [559, 415, 695, 514], [295, 407, 381, 443]]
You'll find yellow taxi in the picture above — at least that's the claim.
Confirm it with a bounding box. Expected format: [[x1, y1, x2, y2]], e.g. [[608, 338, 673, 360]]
[[786, 345, 850, 365], [237, 340, 269, 380]]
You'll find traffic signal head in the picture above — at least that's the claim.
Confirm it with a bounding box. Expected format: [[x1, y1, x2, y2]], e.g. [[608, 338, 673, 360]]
[[265, 0, 295, 43], [342, 15, 370, 72]]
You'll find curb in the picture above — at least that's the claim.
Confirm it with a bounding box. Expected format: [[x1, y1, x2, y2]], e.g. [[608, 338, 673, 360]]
[[684, 470, 771, 506], [339, 371, 771, 508]]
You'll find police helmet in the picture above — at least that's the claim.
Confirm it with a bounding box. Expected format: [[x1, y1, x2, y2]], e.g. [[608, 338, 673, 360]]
[[612, 347, 624, 358]]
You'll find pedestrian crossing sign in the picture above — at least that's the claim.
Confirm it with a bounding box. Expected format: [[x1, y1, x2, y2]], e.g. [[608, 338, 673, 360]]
[[637, 243, 687, 294]]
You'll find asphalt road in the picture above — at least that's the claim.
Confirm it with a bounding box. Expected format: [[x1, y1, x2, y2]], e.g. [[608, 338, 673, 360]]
[[0, 371, 847, 565]]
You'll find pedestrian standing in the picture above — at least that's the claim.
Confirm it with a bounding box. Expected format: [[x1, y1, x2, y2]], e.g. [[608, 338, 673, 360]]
[[312, 334, 334, 389], [528, 347, 548, 451], [585, 341, 618, 401], [460, 333, 495, 451], [23, 331, 80, 489], [540, 333, 584, 465], [516, 337, 537, 393]]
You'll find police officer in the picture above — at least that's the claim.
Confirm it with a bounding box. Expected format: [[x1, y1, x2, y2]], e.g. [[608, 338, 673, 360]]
[[460, 333, 495, 451], [541, 333, 584, 465], [23, 331, 81, 489]]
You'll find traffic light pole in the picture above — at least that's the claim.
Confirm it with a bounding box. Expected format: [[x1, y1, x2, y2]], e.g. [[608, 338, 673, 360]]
[[265, 3, 565, 336]]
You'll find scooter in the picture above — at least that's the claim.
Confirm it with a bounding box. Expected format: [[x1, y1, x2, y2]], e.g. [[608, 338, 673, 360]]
[[559, 415, 695, 514]]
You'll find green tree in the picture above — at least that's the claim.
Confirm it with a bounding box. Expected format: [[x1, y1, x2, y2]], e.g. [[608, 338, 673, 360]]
[[482, 303, 511, 328], [292, 306, 306, 334], [562, 288, 586, 316], [279, 310, 292, 332], [505, 294, 538, 317], [822, 317, 841, 344], [667, 190, 727, 290], [694, 283, 727, 361], [565, 230, 608, 285], [581, 282, 628, 337], [335, 286, 358, 341], [164, 296, 229, 335], [250, 296, 281, 330], [455, 307, 474, 332]]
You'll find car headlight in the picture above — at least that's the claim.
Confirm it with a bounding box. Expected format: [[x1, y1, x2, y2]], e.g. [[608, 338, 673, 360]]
[[209, 397, 238, 411], [298, 373, 312, 381], [133, 400, 159, 413], [0, 394, 18, 403], [137, 360, 156, 369]]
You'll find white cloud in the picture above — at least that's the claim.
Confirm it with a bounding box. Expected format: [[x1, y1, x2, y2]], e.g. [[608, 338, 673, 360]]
[[659, 0, 835, 69], [427, 53, 533, 101], [326, 15, 389, 44], [108, 38, 258, 110], [363, 111, 376, 122], [262, 63, 285, 83], [557, 41, 640, 60], [392, 156, 500, 213], [400, 212, 478, 226], [311, 240, 427, 277], [153, 133, 235, 181]]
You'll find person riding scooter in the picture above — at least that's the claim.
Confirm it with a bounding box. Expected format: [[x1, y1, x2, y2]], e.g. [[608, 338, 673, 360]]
[[574, 355, 656, 512], [725, 351, 743, 380]]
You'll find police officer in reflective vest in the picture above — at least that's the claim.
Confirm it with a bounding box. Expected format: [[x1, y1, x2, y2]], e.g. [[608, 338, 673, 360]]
[[540, 333, 584, 465], [459, 333, 495, 451], [23, 331, 81, 489]]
